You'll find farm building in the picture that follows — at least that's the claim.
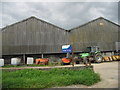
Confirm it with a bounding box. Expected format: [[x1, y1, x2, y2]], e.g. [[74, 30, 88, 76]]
[[68, 17, 120, 52], [1, 16, 120, 64]]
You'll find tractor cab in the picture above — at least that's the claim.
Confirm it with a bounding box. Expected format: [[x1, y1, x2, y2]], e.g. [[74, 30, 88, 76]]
[[86, 46, 100, 53]]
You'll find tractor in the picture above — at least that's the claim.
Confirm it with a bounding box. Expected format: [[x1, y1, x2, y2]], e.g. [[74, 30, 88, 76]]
[[61, 46, 103, 65], [77, 46, 103, 65]]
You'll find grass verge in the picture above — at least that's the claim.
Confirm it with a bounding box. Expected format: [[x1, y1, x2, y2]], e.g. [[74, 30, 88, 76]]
[[2, 68, 100, 88], [2, 62, 62, 68]]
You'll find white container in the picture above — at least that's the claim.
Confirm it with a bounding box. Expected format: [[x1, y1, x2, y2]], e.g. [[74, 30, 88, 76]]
[[0, 59, 4, 66], [27, 57, 34, 64], [11, 58, 21, 65]]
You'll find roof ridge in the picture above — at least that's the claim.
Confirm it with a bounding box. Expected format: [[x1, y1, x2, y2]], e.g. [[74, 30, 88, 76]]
[[1, 16, 120, 32], [68, 17, 120, 31], [1, 16, 34, 31], [1, 16, 66, 31], [31, 16, 66, 31]]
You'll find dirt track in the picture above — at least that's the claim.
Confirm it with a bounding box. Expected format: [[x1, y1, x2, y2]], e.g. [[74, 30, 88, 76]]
[[56, 61, 119, 88]]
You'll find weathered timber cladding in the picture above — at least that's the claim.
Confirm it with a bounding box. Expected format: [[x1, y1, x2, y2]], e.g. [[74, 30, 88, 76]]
[[2, 17, 67, 55], [69, 18, 119, 52], [0, 30, 2, 57], [1, 17, 120, 56]]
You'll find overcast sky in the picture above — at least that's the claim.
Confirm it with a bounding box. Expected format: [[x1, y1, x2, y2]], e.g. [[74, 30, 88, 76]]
[[0, 2, 119, 30]]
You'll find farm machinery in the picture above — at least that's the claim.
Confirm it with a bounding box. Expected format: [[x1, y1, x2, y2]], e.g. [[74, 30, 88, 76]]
[[61, 46, 103, 65], [61, 46, 120, 65], [77, 51, 103, 65]]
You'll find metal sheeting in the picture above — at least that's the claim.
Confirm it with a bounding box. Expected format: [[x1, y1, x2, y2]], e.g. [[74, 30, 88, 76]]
[[0, 30, 2, 57], [69, 18, 119, 52], [116, 42, 120, 51], [2, 17, 120, 55], [2, 17, 67, 55]]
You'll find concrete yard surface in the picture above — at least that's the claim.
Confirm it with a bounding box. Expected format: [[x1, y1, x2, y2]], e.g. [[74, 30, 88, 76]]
[[55, 61, 119, 88], [91, 61, 119, 88]]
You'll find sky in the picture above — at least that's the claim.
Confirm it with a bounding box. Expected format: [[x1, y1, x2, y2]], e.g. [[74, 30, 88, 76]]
[[0, 1, 119, 30]]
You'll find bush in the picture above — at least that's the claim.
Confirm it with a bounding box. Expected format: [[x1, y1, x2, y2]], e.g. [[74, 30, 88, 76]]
[[2, 68, 100, 88]]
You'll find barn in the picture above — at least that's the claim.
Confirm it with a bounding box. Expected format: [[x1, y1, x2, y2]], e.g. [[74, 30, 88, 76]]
[[1, 16, 68, 63], [68, 17, 119, 52], [1, 16, 120, 64]]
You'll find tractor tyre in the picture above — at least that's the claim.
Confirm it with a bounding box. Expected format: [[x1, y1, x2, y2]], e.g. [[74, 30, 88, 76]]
[[95, 54, 103, 63]]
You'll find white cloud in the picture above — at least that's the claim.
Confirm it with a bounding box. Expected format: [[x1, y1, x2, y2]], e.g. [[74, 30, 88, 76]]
[[1, 0, 119, 2], [0, 2, 119, 29]]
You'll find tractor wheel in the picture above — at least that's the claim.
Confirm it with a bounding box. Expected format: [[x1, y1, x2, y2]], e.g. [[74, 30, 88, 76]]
[[95, 54, 103, 63]]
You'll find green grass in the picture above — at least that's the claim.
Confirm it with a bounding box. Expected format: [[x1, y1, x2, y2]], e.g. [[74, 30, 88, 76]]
[[2, 68, 101, 88], [2, 62, 62, 68], [2, 64, 48, 68]]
